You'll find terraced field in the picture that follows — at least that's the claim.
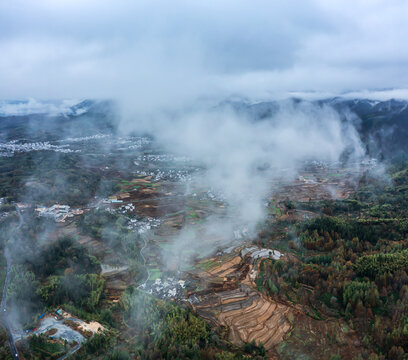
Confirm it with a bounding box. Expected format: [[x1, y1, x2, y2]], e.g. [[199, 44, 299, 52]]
[[188, 244, 367, 358], [189, 250, 295, 353]]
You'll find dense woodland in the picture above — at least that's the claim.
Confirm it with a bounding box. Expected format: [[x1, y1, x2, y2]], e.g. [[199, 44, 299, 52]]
[[0, 138, 408, 357], [255, 156, 408, 359]]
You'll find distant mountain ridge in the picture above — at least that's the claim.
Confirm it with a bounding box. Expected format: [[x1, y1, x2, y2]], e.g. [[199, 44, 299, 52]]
[[0, 97, 407, 158], [223, 97, 408, 159], [0, 99, 117, 142]]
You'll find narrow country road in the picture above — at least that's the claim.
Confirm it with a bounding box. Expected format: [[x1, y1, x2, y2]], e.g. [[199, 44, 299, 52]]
[[138, 233, 151, 289], [1, 205, 23, 359]]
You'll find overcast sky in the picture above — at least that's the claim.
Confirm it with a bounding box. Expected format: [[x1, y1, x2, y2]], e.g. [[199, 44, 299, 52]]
[[0, 0, 407, 106]]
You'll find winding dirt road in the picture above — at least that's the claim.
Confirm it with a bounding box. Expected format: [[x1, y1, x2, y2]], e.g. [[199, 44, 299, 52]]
[[1, 205, 23, 359]]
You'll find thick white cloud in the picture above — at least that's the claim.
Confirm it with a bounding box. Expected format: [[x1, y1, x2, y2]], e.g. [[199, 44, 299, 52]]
[[0, 0, 407, 104]]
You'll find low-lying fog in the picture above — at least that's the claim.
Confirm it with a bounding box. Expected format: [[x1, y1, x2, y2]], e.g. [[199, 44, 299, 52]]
[[119, 99, 365, 265]]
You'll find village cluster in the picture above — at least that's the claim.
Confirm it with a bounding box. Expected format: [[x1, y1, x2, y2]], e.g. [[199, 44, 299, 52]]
[[0, 140, 79, 157], [133, 168, 195, 182], [139, 277, 187, 300], [35, 204, 84, 222], [134, 154, 190, 163], [127, 217, 161, 234], [58, 134, 109, 143]]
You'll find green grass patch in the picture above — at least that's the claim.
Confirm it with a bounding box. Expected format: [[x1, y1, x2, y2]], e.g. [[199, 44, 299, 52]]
[[196, 259, 219, 272], [164, 210, 185, 217], [30, 340, 65, 357], [149, 269, 162, 280]]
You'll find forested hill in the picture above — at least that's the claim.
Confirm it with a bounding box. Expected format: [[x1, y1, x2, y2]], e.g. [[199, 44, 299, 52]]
[[223, 97, 408, 159]]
